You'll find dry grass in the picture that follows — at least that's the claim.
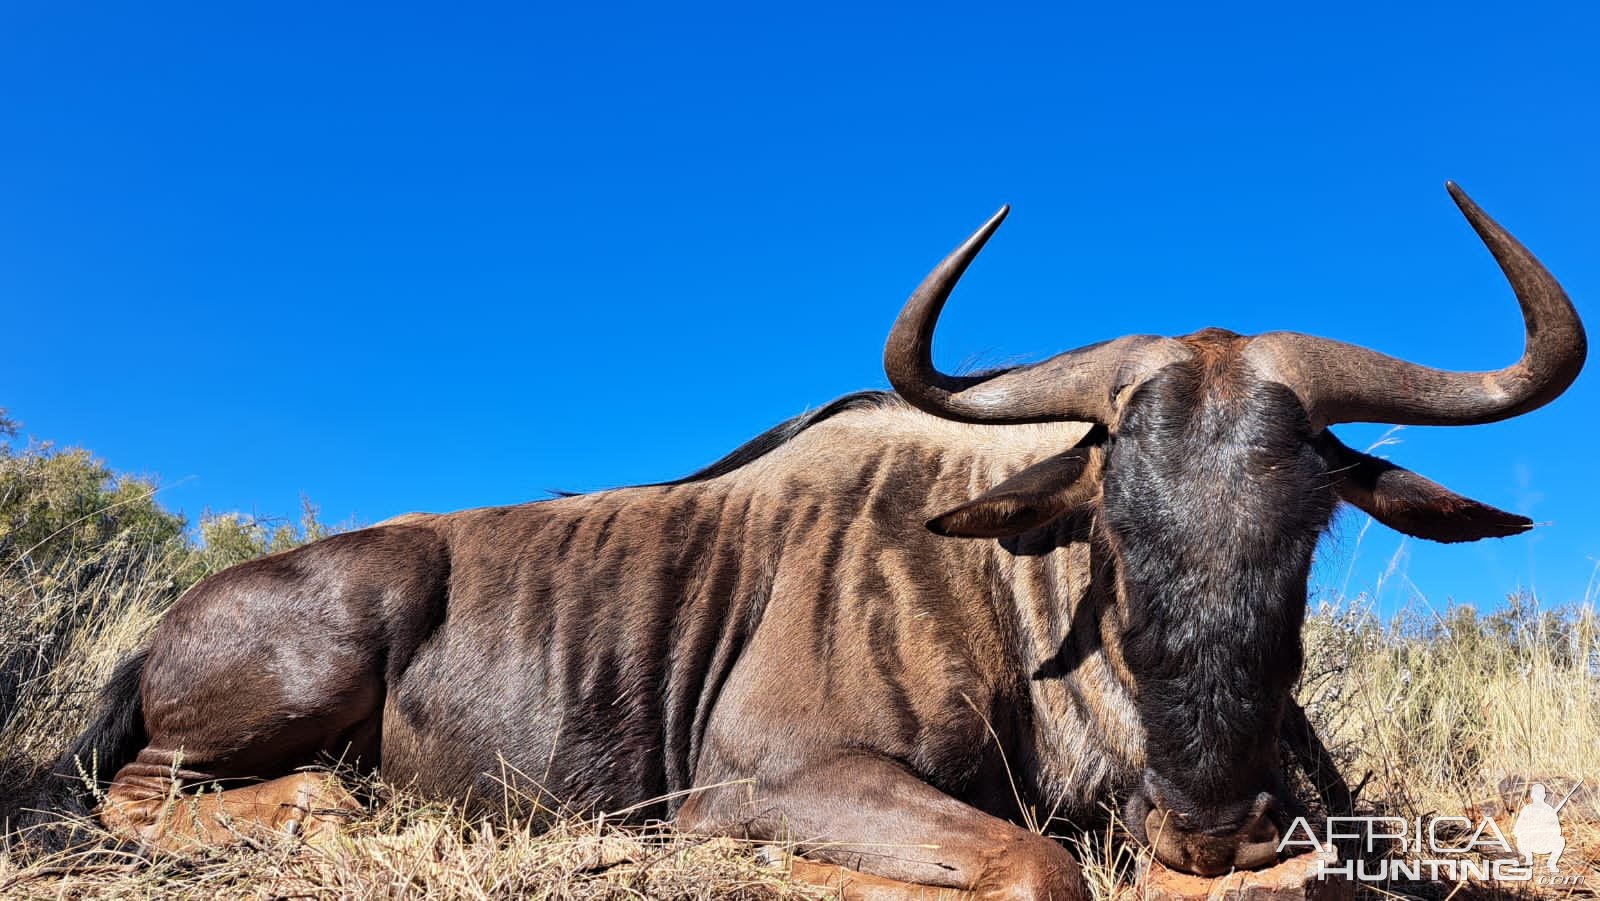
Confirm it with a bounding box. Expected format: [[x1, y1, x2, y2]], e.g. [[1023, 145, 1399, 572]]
[[2, 537, 1598, 898], [0, 793, 824, 899], [0, 536, 177, 792], [1303, 595, 1600, 814]]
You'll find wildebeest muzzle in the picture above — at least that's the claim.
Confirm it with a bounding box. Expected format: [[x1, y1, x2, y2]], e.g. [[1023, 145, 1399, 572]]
[[1125, 779, 1290, 876]]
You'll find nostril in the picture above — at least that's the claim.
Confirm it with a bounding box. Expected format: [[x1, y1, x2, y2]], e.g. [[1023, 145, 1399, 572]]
[[1240, 793, 1283, 842], [1233, 835, 1281, 870], [1234, 794, 1289, 870]]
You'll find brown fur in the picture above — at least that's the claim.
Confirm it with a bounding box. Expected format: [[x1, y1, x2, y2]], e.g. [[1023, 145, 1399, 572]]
[[88, 407, 1108, 899]]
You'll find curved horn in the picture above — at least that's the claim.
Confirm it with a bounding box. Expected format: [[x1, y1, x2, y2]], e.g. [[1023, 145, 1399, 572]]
[[1249, 183, 1586, 427], [884, 206, 1181, 425]]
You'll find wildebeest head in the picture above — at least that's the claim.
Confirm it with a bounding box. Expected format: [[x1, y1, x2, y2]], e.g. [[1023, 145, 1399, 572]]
[[883, 184, 1586, 875]]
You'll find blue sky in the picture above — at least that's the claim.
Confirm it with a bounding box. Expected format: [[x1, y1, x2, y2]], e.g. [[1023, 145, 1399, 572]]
[[2, 2, 1595, 612]]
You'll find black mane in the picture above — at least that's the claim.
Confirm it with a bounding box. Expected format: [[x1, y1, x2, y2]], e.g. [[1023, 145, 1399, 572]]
[[661, 390, 899, 486]]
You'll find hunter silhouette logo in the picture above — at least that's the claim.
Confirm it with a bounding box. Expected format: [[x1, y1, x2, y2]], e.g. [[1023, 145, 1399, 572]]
[[1511, 782, 1573, 872]]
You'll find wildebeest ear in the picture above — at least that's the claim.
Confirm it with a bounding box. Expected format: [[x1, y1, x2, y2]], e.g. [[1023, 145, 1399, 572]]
[[1317, 432, 1532, 543], [927, 450, 1094, 538]]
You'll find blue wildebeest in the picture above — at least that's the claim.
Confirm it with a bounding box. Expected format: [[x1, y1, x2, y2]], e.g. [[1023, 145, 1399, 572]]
[[25, 184, 1585, 900]]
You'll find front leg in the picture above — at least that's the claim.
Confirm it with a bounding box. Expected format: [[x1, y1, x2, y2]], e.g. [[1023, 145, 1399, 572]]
[[678, 753, 1086, 901]]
